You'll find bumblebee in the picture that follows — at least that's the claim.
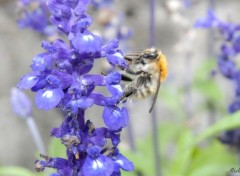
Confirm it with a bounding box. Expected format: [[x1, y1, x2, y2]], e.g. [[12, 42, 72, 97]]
[[118, 48, 168, 113]]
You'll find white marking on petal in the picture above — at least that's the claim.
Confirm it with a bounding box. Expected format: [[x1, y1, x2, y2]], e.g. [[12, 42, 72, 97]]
[[113, 85, 123, 93], [92, 159, 103, 170], [42, 90, 53, 98], [83, 35, 94, 41], [114, 52, 123, 57], [113, 109, 121, 117], [116, 159, 123, 166], [28, 76, 36, 81]]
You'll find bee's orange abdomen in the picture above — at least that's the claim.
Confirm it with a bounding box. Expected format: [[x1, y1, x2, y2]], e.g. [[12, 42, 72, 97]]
[[157, 54, 168, 81]]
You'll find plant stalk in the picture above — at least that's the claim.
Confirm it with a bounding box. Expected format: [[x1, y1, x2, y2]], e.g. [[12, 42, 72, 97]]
[[26, 117, 46, 154], [150, 0, 161, 175]]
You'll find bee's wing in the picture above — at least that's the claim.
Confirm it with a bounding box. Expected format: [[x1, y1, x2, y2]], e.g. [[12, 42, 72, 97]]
[[124, 51, 142, 65], [149, 72, 161, 113]]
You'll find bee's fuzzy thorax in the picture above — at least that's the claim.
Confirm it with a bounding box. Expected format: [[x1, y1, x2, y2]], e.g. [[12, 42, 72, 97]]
[[157, 53, 168, 81]]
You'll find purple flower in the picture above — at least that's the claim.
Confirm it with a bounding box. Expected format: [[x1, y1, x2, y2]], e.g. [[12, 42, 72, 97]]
[[17, 0, 58, 36], [195, 9, 217, 28], [47, 116, 132, 175], [35, 156, 71, 174], [106, 51, 128, 68], [233, 36, 240, 52], [103, 106, 128, 131], [217, 57, 237, 79], [17, 73, 39, 89], [69, 30, 102, 58], [228, 99, 240, 114], [35, 88, 64, 111], [47, 0, 91, 34], [195, 9, 239, 41], [196, 9, 240, 147], [31, 54, 51, 72], [18, 0, 134, 175], [219, 129, 240, 146], [112, 150, 134, 173], [82, 146, 114, 176], [11, 87, 32, 118]]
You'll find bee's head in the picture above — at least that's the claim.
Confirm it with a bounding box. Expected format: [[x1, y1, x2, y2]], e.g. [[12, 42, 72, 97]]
[[141, 48, 159, 62]]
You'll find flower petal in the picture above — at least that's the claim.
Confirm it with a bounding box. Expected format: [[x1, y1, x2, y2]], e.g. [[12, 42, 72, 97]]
[[104, 72, 121, 85], [70, 31, 102, 57], [101, 39, 119, 54], [82, 155, 114, 176], [106, 52, 127, 67], [74, 0, 90, 15], [11, 88, 32, 118], [107, 85, 123, 97], [52, 70, 73, 89], [114, 153, 134, 171], [84, 74, 105, 86], [35, 88, 64, 110], [218, 58, 237, 79], [89, 129, 107, 147], [67, 97, 94, 114], [77, 98, 94, 109], [228, 100, 240, 113], [103, 107, 129, 130], [18, 74, 39, 89], [31, 54, 48, 72], [89, 93, 106, 106]]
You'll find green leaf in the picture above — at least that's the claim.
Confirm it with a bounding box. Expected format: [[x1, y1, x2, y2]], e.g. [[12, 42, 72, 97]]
[[166, 111, 240, 176], [0, 167, 37, 176], [187, 141, 237, 176], [192, 111, 240, 145], [121, 150, 152, 176], [188, 163, 234, 176], [167, 127, 194, 176], [123, 123, 191, 175], [48, 138, 66, 158]]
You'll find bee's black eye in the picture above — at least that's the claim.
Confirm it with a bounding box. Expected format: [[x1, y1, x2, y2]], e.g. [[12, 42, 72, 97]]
[[144, 53, 158, 59]]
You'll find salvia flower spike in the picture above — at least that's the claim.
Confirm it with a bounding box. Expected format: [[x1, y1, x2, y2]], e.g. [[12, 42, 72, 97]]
[[18, 0, 134, 175]]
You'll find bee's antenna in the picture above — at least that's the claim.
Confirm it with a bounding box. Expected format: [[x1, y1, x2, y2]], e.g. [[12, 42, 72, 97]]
[[131, 48, 145, 51], [124, 48, 144, 54]]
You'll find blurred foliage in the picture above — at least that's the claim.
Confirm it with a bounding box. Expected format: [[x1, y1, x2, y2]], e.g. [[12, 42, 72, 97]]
[[192, 111, 240, 145], [192, 59, 225, 113], [160, 86, 186, 120], [0, 139, 66, 176], [0, 167, 38, 176], [121, 113, 240, 176], [48, 138, 66, 158]]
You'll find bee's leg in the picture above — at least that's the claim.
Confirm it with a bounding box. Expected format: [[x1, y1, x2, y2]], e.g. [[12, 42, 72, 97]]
[[101, 69, 133, 81], [126, 69, 143, 75], [117, 65, 143, 75], [117, 87, 137, 104], [121, 74, 133, 82], [124, 56, 142, 64], [124, 56, 137, 61]]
